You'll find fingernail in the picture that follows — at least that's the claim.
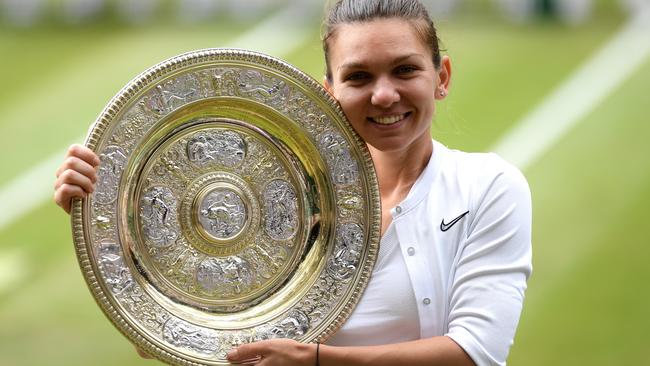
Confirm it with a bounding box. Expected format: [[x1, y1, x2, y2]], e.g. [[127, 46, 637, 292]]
[[226, 349, 238, 360]]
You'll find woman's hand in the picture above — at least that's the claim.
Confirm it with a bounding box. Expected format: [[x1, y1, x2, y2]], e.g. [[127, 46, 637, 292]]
[[54, 144, 100, 214], [227, 339, 317, 366]]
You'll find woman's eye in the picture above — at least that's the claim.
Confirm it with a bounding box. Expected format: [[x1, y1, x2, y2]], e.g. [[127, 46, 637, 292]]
[[395, 65, 418, 75], [344, 72, 370, 82]]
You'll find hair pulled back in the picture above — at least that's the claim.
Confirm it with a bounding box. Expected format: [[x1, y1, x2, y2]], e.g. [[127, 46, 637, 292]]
[[322, 0, 442, 82]]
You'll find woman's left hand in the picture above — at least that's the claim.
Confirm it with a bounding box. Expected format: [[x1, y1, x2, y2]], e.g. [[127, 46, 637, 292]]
[[227, 339, 317, 366]]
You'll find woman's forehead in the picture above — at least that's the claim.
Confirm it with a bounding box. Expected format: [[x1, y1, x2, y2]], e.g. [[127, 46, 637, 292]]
[[329, 19, 432, 64], [335, 17, 417, 36]]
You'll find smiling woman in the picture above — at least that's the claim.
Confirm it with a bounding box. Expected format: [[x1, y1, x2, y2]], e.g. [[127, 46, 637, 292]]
[[53, 1, 532, 365], [227, 1, 530, 365], [323, 18, 445, 156], [323, 16, 448, 236]]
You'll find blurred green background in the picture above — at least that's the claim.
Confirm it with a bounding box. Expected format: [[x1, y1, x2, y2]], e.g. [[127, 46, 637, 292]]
[[1, 0, 649, 365]]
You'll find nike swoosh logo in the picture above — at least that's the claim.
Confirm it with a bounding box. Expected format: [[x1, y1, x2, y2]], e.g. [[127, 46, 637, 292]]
[[440, 211, 469, 232]]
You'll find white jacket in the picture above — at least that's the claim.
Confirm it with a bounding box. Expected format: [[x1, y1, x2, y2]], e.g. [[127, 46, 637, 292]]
[[328, 140, 533, 366]]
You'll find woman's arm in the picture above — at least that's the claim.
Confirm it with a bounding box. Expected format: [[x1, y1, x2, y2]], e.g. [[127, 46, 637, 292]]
[[227, 336, 475, 366], [444, 156, 532, 365]]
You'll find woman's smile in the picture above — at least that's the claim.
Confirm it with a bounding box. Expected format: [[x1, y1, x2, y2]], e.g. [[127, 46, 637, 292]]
[[368, 112, 412, 126]]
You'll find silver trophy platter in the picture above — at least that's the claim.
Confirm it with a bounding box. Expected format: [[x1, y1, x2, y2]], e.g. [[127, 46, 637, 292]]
[[70, 48, 380, 365]]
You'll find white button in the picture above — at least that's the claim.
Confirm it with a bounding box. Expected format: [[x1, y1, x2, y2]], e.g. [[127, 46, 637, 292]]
[[407, 247, 415, 256], [423, 298, 431, 305], [395, 206, 402, 214]]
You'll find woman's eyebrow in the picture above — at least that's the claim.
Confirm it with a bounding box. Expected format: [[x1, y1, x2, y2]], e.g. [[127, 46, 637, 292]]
[[337, 61, 366, 72], [391, 53, 426, 65], [338, 53, 426, 72]]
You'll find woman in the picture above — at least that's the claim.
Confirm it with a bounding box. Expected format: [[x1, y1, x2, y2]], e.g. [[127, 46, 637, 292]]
[[54, 1, 532, 365]]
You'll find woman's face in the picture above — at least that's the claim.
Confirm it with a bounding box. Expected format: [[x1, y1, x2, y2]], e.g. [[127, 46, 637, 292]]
[[325, 18, 448, 154]]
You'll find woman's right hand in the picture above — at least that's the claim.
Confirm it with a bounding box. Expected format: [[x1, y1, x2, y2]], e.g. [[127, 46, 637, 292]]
[[54, 144, 100, 214]]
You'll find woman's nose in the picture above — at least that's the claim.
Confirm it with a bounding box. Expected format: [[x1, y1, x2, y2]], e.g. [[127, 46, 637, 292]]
[[370, 77, 400, 108]]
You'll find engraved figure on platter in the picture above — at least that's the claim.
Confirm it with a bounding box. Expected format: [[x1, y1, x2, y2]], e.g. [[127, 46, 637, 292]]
[[187, 131, 246, 167], [243, 247, 274, 280], [302, 113, 328, 136], [159, 74, 199, 110], [97, 239, 132, 294], [143, 91, 166, 115], [94, 146, 128, 204], [162, 318, 220, 356], [319, 131, 359, 185], [328, 223, 364, 281], [222, 257, 253, 294], [143, 74, 200, 115], [237, 70, 289, 105], [150, 193, 171, 225], [138, 302, 170, 333], [140, 186, 179, 247], [187, 134, 213, 163], [286, 94, 312, 120], [263, 180, 298, 241], [196, 257, 254, 296], [212, 68, 239, 96], [270, 310, 310, 338], [216, 131, 246, 166], [109, 107, 151, 148], [199, 189, 246, 239]]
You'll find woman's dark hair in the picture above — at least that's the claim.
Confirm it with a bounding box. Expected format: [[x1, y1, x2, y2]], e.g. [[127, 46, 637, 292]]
[[322, 0, 442, 82]]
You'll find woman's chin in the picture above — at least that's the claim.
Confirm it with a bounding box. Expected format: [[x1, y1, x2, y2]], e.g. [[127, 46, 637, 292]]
[[364, 133, 433, 156]]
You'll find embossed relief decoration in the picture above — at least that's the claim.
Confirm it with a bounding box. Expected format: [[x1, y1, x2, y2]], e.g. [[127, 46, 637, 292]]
[[73, 49, 380, 366], [136, 127, 302, 309]]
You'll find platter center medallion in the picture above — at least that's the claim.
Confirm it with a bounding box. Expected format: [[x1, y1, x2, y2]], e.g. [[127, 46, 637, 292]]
[[196, 184, 248, 242]]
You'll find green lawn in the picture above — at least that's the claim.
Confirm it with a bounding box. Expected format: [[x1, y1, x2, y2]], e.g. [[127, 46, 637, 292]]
[[1, 5, 647, 365], [510, 57, 650, 366]]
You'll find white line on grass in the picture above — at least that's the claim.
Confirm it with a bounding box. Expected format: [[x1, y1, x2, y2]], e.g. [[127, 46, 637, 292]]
[[0, 149, 69, 231], [224, 3, 316, 55], [0, 4, 312, 295], [491, 5, 650, 170]]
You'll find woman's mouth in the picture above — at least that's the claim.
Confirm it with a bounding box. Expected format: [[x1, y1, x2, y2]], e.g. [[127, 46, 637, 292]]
[[368, 112, 410, 125]]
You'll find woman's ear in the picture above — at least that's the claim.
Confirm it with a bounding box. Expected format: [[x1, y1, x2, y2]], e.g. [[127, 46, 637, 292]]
[[435, 55, 452, 100]]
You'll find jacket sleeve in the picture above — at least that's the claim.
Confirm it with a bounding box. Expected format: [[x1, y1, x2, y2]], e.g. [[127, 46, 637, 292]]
[[445, 155, 533, 366]]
